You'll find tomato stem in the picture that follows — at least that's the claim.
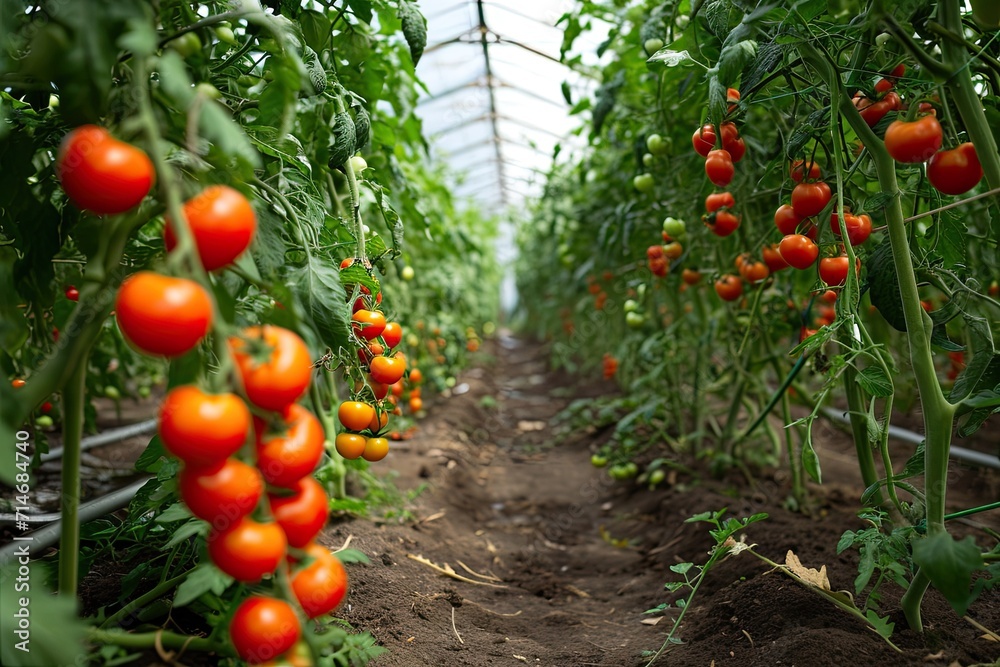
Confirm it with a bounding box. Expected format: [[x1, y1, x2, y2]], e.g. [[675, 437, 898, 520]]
[[58, 360, 87, 597], [99, 568, 193, 629], [87, 627, 227, 654]]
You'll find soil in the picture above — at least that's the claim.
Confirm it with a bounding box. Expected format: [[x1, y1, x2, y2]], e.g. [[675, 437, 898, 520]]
[[330, 334, 1000, 667], [11, 333, 1000, 667]]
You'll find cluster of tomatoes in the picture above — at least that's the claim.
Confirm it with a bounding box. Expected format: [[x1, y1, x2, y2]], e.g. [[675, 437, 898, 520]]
[[334, 260, 410, 462], [587, 271, 616, 310], [57, 125, 346, 664], [857, 64, 983, 195], [694, 88, 745, 190]]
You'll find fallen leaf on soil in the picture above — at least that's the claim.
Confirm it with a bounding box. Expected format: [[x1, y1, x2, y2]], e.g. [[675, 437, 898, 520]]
[[517, 420, 546, 431], [407, 554, 508, 588], [640, 617, 662, 626], [455, 559, 503, 582], [784, 550, 831, 590]]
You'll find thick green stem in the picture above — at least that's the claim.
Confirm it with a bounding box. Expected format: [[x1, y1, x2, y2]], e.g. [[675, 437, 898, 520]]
[[900, 568, 931, 631], [58, 361, 87, 597]]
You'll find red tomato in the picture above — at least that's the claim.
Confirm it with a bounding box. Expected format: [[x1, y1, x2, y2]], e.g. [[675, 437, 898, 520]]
[[159, 385, 250, 466], [762, 244, 789, 272], [351, 309, 386, 340], [255, 404, 325, 488], [705, 192, 735, 212], [363, 437, 389, 462], [335, 433, 367, 459], [65, 285, 79, 301], [830, 211, 873, 246], [178, 458, 263, 526], [338, 401, 375, 431], [115, 272, 212, 357], [742, 261, 770, 284], [855, 91, 900, 127], [231, 326, 312, 412], [778, 234, 819, 270], [370, 354, 406, 385], [56, 125, 154, 215], [722, 131, 745, 163], [704, 149, 735, 187], [681, 268, 702, 285], [774, 204, 802, 236], [11, 379, 26, 389], [884, 115, 943, 163], [927, 143, 983, 195], [230, 596, 301, 664], [381, 322, 403, 349], [409, 396, 424, 412], [819, 256, 852, 286], [791, 181, 832, 217], [706, 210, 740, 237], [208, 517, 286, 582], [291, 543, 348, 618], [692, 123, 717, 157], [268, 476, 329, 547], [790, 160, 821, 182], [714, 274, 743, 302], [164, 185, 257, 271]]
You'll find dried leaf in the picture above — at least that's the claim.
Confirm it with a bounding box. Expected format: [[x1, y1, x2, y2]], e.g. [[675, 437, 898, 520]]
[[785, 550, 831, 590]]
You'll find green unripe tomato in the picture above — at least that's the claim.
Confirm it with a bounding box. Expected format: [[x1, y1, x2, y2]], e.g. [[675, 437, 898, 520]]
[[644, 38, 665, 55], [875, 32, 892, 47], [633, 173, 654, 194], [215, 24, 237, 46], [625, 311, 645, 329], [406, 333, 420, 348], [646, 134, 670, 156], [401, 265, 415, 281], [104, 386, 121, 400], [349, 155, 368, 172], [623, 299, 639, 313], [649, 468, 666, 486], [662, 217, 686, 238], [445, 377, 457, 388], [483, 321, 496, 336], [608, 464, 630, 480], [195, 82, 221, 99], [624, 461, 638, 477], [636, 284, 647, 299], [642, 153, 655, 168], [590, 454, 608, 468], [137, 386, 151, 399], [167, 31, 202, 58], [35, 415, 54, 429]]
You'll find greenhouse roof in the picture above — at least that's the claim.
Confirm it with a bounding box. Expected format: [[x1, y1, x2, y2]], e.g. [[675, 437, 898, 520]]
[[414, 0, 608, 209]]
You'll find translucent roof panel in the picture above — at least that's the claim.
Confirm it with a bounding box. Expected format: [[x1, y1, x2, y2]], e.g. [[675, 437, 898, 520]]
[[415, 0, 610, 209]]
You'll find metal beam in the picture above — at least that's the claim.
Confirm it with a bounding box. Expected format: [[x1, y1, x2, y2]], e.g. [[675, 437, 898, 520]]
[[476, 0, 507, 207]]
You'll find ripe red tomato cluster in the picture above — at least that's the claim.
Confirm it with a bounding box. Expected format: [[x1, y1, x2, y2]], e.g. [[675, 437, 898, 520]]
[[336, 258, 411, 462], [702, 190, 740, 238], [156, 324, 347, 662], [646, 244, 669, 277], [692, 89, 745, 189], [852, 64, 904, 128]]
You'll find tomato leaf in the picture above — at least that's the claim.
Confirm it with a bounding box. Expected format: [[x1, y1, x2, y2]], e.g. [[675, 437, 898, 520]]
[[289, 262, 350, 351], [911, 532, 982, 616], [801, 432, 822, 483], [173, 563, 233, 608], [856, 366, 893, 397], [949, 316, 995, 402], [0, 248, 29, 355]]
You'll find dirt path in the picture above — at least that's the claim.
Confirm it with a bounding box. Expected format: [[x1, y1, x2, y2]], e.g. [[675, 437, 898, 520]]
[[333, 335, 1000, 667]]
